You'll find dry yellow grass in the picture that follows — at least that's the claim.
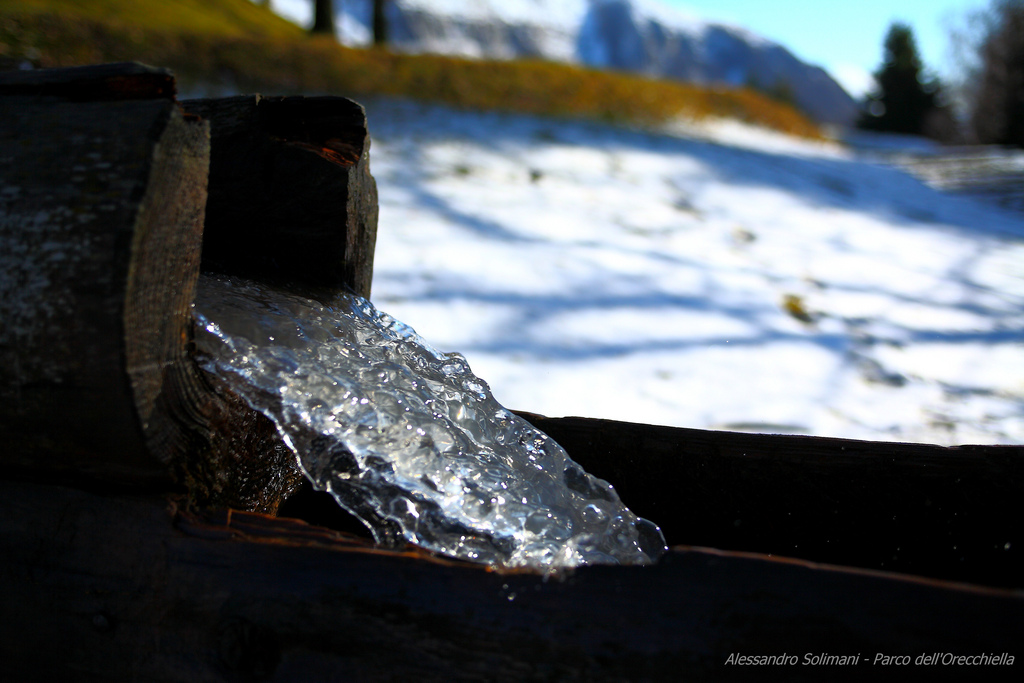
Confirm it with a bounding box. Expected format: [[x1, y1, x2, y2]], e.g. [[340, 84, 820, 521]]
[[0, 0, 822, 138]]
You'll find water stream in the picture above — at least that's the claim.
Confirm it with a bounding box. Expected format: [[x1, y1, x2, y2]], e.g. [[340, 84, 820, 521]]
[[192, 273, 666, 570]]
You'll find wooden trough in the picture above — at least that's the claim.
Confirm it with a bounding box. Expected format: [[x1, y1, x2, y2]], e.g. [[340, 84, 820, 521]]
[[1, 64, 1021, 682]]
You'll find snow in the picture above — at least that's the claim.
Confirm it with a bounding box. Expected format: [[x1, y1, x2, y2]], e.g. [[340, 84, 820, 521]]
[[271, 0, 687, 35], [363, 98, 1024, 446], [271, 0, 310, 27], [399, 0, 587, 27], [619, 0, 709, 35]]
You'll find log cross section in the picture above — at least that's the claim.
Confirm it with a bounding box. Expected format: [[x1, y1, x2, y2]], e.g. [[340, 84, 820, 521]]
[[0, 64, 208, 487], [0, 64, 379, 513]]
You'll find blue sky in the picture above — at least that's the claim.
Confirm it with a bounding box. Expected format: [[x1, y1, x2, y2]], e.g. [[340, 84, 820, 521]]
[[667, 0, 989, 98]]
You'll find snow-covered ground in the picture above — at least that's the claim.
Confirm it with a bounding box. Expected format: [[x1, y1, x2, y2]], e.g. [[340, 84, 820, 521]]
[[363, 99, 1024, 445]]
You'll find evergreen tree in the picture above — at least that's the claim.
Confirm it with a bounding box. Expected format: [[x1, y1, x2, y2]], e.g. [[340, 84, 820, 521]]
[[859, 23, 939, 135], [970, 1, 1024, 147], [312, 0, 336, 38]]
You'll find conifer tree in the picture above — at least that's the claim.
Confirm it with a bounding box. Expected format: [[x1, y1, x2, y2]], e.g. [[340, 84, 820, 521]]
[[859, 23, 939, 135]]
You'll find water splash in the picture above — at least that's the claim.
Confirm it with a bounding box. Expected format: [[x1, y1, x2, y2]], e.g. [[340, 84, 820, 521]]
[[192, 274, 666, 569]]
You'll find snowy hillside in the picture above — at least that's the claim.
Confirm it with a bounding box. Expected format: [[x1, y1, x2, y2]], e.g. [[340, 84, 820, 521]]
[[360, 98, 1024, 446], [269, 0, 857, 126]]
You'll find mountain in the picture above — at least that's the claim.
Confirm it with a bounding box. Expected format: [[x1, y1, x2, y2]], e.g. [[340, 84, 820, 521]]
[[271, 0, 857, 126]]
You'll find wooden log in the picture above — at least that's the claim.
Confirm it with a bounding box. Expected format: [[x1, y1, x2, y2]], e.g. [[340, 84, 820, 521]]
[[518, 413, 1024, 590], [184, 94, 379, 298], [0, 64, 326, 512], [173, 94, 380, 511], [172, 95, 378, 508], [0, 65, 381, 513], [0, 63, 207, 489], [0, 61, 177, 101], [0, 480, 1021, 682]]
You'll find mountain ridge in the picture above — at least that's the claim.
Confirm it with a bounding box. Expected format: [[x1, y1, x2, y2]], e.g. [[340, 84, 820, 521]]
[[272, 0, 857, 126]]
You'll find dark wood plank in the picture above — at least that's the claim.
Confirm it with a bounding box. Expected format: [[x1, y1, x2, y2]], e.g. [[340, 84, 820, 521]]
[[1, 480, 1020, 682], [518, 412, 1024, 589]]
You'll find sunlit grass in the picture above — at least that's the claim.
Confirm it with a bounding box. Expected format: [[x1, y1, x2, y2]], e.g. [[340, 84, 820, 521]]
[[0, 0, 303, 38], [0, 0, 822, 138]]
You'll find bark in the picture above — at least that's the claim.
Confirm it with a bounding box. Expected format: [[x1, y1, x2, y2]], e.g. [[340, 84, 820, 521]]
[[1, 479, 1021, 682], [0, 63, 206, 489], [518, 412, 1024, 590], [0, 66, 378, 513], [0, 61, 176, 101]]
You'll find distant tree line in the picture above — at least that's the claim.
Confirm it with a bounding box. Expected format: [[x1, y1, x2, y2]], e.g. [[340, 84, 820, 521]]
[[860, 1, 1024, 147]]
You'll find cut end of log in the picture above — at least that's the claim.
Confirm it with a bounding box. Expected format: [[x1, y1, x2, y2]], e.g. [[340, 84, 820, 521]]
[[1, 64, 379, 515], [1, 66, 203, 489]]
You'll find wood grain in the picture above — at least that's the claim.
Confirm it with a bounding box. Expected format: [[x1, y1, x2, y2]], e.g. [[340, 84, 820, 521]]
[[1, 480, 1020, 682], [0, 65, 206, 489]]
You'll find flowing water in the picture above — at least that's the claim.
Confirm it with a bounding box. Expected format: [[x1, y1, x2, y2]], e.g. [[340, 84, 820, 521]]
[[192, 273, 666, 570]]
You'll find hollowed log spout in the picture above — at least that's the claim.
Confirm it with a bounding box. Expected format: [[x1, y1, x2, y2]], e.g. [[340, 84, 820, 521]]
[[0, 63, 377, 513], [185, 94, 377, 296]]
